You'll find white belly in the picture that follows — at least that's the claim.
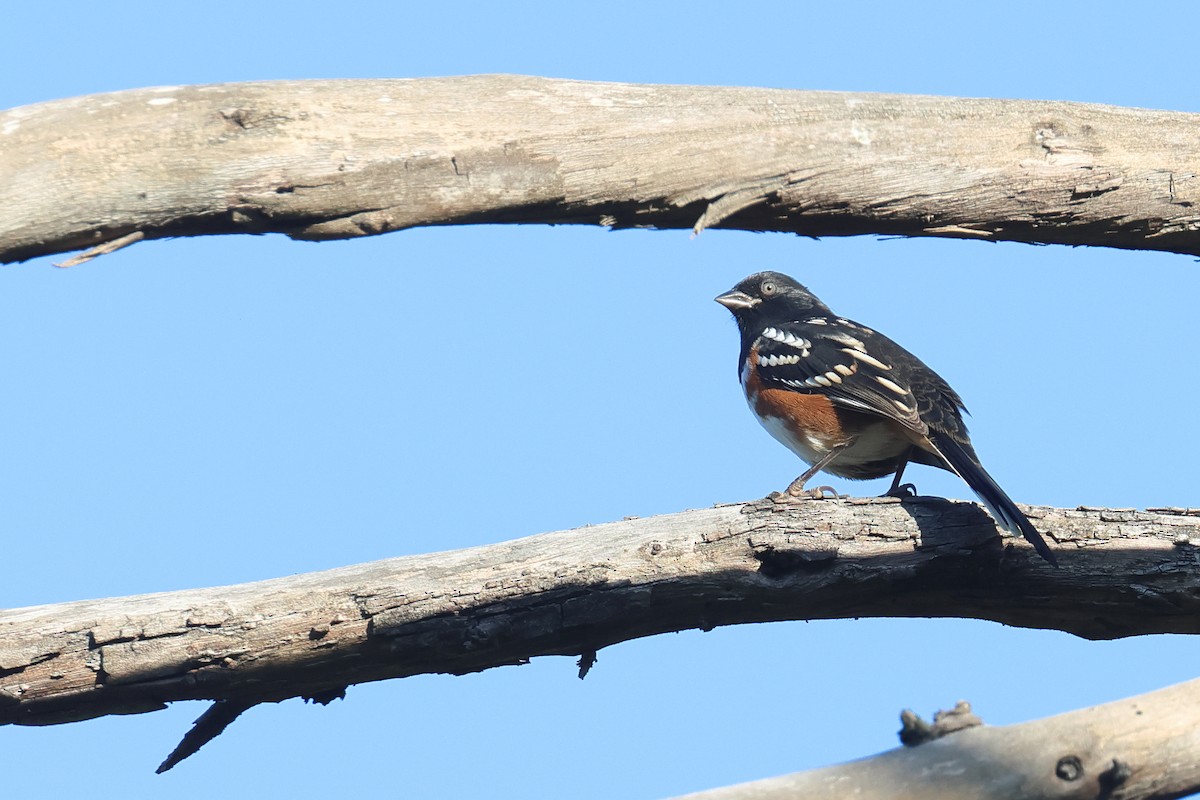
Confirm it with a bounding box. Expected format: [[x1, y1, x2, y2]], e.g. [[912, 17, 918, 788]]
[[756, 410, 828, 465], [751, 403, 911, 473]]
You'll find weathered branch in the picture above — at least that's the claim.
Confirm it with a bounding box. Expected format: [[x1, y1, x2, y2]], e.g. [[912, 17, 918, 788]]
[[677, 679, 1200, 800], [3, 496, 1199, 733], [3, 75, 1199, 264]]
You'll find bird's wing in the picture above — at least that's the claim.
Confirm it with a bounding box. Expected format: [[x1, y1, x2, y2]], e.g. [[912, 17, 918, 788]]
[[752, 318, 1057, 566], [751, 319, 928, 434]]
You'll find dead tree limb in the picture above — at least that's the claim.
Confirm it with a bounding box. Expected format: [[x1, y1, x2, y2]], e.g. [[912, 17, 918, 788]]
[[676, 678, 1200, 800], [3, 496, 1199, 734], [3, 75, 1199, 264]]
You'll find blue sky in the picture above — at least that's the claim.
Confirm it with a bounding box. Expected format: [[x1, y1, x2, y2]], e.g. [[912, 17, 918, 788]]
[[3, 2, 1199, 797]]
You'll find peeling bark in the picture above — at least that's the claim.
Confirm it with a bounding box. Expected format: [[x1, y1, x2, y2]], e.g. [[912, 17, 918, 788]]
[[3, 75, 1199, 264], [3, 496, 1199, 729]]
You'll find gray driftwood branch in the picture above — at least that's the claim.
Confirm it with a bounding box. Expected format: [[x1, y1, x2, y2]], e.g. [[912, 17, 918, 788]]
[[677, 677, 1200, 800], [3, 496, 1199, 735], [3, 75, 1199, 265]]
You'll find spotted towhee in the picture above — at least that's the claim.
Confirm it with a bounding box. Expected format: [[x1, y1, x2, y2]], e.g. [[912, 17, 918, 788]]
[[716, 271, 1056, 566]]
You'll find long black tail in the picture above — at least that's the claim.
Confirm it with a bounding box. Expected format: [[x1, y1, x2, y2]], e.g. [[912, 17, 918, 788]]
[[929, 431, 1058, 567]]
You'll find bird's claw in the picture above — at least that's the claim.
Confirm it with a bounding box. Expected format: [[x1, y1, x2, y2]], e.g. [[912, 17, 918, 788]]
[[883, 482, 918, 499], [773, 485, 844, 501]]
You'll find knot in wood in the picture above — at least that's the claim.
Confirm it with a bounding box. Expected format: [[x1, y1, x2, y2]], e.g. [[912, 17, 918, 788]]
[[1055, 755, 1084, 782]]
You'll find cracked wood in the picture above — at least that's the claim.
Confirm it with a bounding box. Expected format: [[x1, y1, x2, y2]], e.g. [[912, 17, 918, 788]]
[[3, 496, 1200, 727], [2, 75, 1199, 264]]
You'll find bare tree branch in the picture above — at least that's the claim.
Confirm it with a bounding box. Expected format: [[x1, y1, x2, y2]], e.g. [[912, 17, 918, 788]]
[[3, 496, 1198, 734], [3, 75, 1199, 264], [676, 678, 1200, 800]]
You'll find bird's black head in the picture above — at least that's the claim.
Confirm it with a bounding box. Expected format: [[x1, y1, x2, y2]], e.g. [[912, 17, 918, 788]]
[[714, 271, 830, 333]]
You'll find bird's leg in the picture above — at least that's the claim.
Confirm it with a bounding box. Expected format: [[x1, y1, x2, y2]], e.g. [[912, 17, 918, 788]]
[[784, 441, 853, 499], [883, 448, 918, 498]]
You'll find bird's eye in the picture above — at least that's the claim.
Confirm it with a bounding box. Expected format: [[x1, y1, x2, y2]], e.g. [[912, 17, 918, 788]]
[[760, 280, 777, 296]]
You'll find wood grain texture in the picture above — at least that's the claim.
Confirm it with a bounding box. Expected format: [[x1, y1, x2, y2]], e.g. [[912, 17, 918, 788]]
[[3, 75, 1199, 264], [3, 496, 1199, 727]]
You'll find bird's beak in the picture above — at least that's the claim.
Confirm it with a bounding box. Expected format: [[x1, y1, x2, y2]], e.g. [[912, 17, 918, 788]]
[[714, 289, 760, 311]]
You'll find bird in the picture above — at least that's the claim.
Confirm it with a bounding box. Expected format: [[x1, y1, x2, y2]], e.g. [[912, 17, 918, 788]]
[[715, 270, 1057, 566]]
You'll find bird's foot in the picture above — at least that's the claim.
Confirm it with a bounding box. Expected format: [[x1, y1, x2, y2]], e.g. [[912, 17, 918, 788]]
[[883, 482, 917, 499], [772, 484, 844, 502]]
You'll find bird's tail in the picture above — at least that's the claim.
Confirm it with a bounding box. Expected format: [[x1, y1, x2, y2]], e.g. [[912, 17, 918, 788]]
[[928, 431, 1058, 567]]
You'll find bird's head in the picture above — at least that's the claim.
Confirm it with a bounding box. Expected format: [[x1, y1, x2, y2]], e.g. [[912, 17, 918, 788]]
[[714, 271, 830, 332]]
